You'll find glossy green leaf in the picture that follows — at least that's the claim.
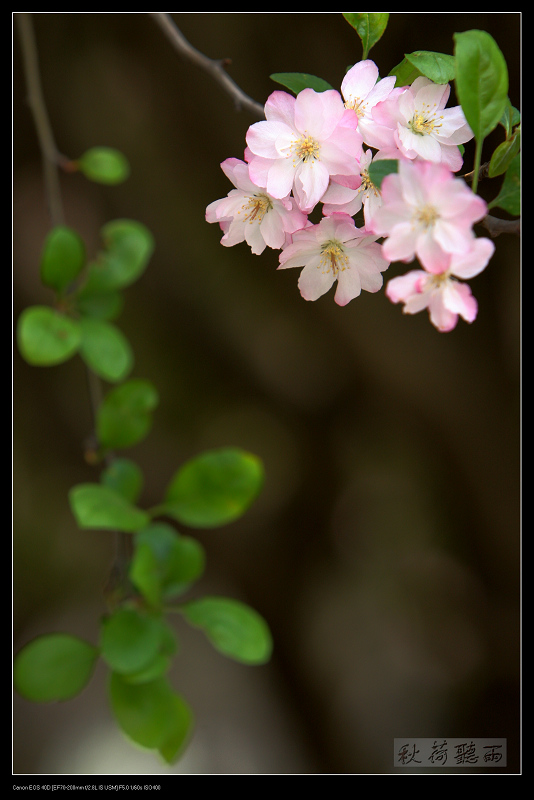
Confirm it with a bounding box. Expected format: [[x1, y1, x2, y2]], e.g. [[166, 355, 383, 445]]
[[487, 153, 520, 215], [40, 225, 85, 293], [96, 379, 159, 450], [181, 596, 273, 665], [343, 13, 389, 59], [130, 523, 205, 607], [100, 458, 144, 505], [81, 220, 154, 294], [14, 633, 98, 702], [488, 125, 520, 178], [79, 316, 133, 383], [17, 305, 81, 366], [454, 30, 509, 142], [270, 72, 334, 94], [109, 673, 193, 762], [69, 482, 149, 532], [162, 447, 264, 529], [77, 147, 130, 185], [367, 159, 398, 190]]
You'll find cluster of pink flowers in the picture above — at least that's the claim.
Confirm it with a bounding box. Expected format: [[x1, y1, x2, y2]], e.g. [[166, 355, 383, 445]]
[[206, 59, 494, 330]]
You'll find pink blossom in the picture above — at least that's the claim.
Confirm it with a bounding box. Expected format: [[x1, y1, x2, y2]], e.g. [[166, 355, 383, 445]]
[[245, 88, 363, 213], [372, 76, 474, 171], [369, 159, 488, 274], [205, 158, 308, 255], [278, 212, 390, 306], [321, 149, 385, 227], [340, 59, 403, 151], [385, 237, 495, 331]]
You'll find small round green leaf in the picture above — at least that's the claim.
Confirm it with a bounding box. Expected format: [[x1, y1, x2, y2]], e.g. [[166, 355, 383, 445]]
[[130, 524, 205, 607], [163, 447, 264, 529], [14, 633, 98, 702], [69, 483, 149, 532], [17, 306, 81, 367], [81, 220, 154, 295], [100, 458, 144, 504], [40, 225, 85, 293], [79, 316, 133, 383], [181, 597, 273, 665], [96, 379, 159, 450], [108, 673, 193, 762], [100, 608, 164, 675], [77, 147, 130, 185], [487, 153, 520, 215]]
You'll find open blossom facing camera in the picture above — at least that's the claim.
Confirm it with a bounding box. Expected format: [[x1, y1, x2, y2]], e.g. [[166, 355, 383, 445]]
[[278, 213, 390, 306], [205, 158, 308, 255], [245, 88, 363, 213], [385, 237, 495, 331], [340, 59, 402, 151], [372, 76, 474, 171], [370, 159, 489, 274]]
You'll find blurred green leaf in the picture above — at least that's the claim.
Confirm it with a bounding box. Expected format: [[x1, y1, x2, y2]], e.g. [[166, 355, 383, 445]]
[[79, 316, 133, 383], [454, 29, 508, 142], [100, 607, 174, 676], [162, 447, 264, 529], [367, 159, 398, 189], [96, 379, 159, 450], [81, 219, 154, 295], [487, 153, 520, 215], [108, 673, 193, 762], [40, 225, 85, 293], [14, 634, 98, 702], [100, 458, 144, 505], [75, 289, 124, 321], [130, 523, 205, 607], [181, 596, 273, 665], [69, 482, 149, 532], [17, 305, 81, 366], [270, 72, 334, 94], [77, 147, 130, 185], [343, 13, 389, 59]]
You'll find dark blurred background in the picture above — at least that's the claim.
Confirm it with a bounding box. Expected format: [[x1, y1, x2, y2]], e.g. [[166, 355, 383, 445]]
[[13, 13, 520, 775]]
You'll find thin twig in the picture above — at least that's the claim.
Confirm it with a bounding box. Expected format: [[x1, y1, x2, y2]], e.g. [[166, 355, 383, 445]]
[[16, 13, 65, 227], [150, 12, 265, 119]]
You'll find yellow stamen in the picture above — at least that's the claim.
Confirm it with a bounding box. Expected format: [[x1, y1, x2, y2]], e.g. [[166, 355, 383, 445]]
[[320, 240, 349, 276]]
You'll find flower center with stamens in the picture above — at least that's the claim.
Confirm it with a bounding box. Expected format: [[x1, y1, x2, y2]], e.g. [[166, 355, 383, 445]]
[[345, 97, 367, 118], [415, 204, 439, 228], [293, 135, 320, 164], [360, 169, 379, 198], [241, 194, 272, 224], [408, 103, 443, 136], [320, 240, 349, 276]]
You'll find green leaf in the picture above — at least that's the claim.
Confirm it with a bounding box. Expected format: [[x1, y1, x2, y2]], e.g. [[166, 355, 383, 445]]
[[269, 72, 334, 94], [75, 289, 124, 321], [40, 225, 85, 293], [79, 316, 133, 383], [181, 597, 273, 665], [81, 219, 154, 294], [454, 30, 509, 142], [387, 57, 422, 88], [162, 447, 264, 529], [108, 673, 193, 762], [14, 633, 98, 702], [343, 13, 389, 59], [406, 51, 455, 84], [100, 607, 174, 676], [17, 305, 81, 366], [487, 153, 520, 215], [96, 379, 159, 450], [100, 458, 144, 505], [130, 524, 205, 607], [367, 159, 398, 190], [69, 483, 149, 532], [488, 125, 520, 178], [77, 147, 130, 185]]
